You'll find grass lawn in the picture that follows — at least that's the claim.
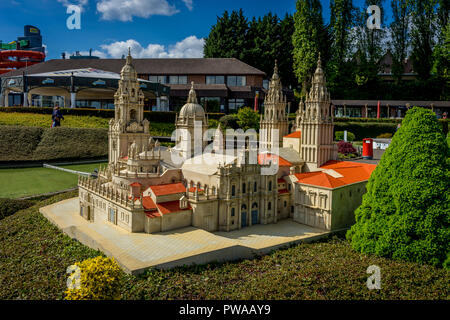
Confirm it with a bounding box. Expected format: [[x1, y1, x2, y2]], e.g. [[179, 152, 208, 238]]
[[0, 191, 448, 300], [0, 162, 106, 198]]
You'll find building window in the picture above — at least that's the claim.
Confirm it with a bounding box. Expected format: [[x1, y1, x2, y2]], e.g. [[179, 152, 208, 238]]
[[169, 75, 187, 84], [263, 79, 269, 89], [206, 75, 225, 84], [200, 97, 221, 113], [254, 182, 257, 192], [149, 75, 167, 84], [268, 181, 272, 191], [232, 185, 236, 197], [284, 201, 287, 208], [228, 99, 245, 111], [231, 208, 235, 217], [288, 184, 291, 191], [268, 202, 271, 210], [291, 206, 294, 213], [227, 75, 246, 86], [242, 183, 246, 194]]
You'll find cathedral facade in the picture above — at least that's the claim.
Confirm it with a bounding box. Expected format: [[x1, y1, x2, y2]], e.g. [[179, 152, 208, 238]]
[[78, 52, 376, 234]]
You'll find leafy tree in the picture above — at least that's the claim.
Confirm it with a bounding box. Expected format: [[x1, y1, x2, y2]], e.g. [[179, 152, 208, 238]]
[[409, 0, 438, 80], [204, 9, 249, 61], [347, 107, 450, 268], [236, 107, 260, 131], [292, 0, 329, 94], [328, 0, 356, 88], [389, 0, 411, 84]]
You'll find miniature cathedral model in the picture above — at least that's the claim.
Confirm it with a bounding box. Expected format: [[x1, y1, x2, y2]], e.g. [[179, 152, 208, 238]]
[[78, 53, 376, 235]]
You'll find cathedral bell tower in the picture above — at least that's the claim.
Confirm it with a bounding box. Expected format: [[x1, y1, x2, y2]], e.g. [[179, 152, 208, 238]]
[[109, 49, 150, 164], [297, 55, 337, 171], [259, 61, 289, 150]]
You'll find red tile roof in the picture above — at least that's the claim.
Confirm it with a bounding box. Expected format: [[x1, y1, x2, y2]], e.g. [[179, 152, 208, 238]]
[[148, 182, 186, 196], [157, 201, 192, 215], [142, 196, 157, 211], [284, 131, 301, 139], [294, 161, 376, 189], [188, 187, 204, 193], [278, 178, 286, 184], [278, 189, 290, 194], [130, 182, 142, 187], [258, 153, 292, 167]]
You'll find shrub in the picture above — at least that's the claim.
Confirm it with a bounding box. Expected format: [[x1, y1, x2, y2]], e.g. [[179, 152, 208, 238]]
[[335, 131, 355, 141], [236, 107, 260, 131], [219, 114, 239, 129], [347, 107, 450, 268], [65, 256, 123, 300], [337, 141, 356, 155], [334, 122, 398, 140], [0, 126, 43, 161], [0, 198, 35, 220], [377, 133, 393, 139]]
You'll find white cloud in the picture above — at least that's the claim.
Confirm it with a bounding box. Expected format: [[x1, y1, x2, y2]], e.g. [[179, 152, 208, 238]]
[[99, 36, 204, 58], [96, 0, 179, 22], [182, 0, 193, 11], [57, 0, 88, 11]]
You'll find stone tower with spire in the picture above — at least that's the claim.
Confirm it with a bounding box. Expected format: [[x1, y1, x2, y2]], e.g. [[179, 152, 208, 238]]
[[260, 61, 289, 150], [175, 82, 208, 159], [296, 55, 337, 171], [108, 49, 150, 164]]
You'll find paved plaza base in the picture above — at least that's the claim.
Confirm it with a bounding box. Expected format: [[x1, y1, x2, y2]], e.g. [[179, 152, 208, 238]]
[[40, 198, 330, 275]]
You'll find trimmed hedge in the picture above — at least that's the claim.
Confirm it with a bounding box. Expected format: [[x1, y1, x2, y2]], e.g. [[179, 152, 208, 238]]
[[0, 198, 35, 220], [334, 122, 398, 140], [0, 126, 107, 162], [0, 107, 225, 122]]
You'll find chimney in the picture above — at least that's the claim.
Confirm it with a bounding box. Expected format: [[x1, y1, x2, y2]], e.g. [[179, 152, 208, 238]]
[[61, 52, 66, 59]]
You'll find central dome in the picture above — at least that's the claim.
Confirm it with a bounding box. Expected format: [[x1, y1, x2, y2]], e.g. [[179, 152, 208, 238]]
[[179, 82, 205, 119]]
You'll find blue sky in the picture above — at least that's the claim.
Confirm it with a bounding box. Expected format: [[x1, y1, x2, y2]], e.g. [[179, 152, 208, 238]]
[[0, 0, 390, 60]]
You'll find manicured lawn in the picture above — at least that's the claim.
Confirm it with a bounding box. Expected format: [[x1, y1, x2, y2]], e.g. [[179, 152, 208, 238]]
[[0, 191, 448, 300], [0, 162, 106, 198]]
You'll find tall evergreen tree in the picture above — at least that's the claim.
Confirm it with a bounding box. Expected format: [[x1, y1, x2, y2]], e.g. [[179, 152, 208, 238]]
[[203, 9, 249, 61], [328, 0, 356, 88], [409, 0, 438, 80], [278, 14, 297, 89], [347, 107, 450, 268], [389, 0, 410, 84], [292, 0, 328, 93]]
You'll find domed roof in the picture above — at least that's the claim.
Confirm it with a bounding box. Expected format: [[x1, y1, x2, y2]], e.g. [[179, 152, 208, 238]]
[[179, 82, 205, 119], [120, 48, 137, 80]]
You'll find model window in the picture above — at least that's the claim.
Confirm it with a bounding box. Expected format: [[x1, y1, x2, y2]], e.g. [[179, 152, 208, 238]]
[[231, 208, 235, 217], [232, 185, 236, 196], [291, 206, 294, 213], [254, 182, 257, 192], [288, 184, 291, 191], [268, 181, 272, 191], [268, 202, 272, 210], [242, 183, 246, 194], [284, 201, 287, 208]]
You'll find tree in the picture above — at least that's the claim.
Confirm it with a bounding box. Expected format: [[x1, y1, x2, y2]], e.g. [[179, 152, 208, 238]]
[[347, 107, 450, 268], [204, 9, 249, 61], [236, 107, 260, 131], [389, 0, 411, 84], [409, 0, 438, 80], [328, 0, 356, 88], [292, 0, 329, 94]]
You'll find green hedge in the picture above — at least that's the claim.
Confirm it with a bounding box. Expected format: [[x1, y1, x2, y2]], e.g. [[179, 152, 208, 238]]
[[0, 198, 35, 220], [0, 126, 107, 162], [334, 122, 398, 140], [0, 107, 225, 122]]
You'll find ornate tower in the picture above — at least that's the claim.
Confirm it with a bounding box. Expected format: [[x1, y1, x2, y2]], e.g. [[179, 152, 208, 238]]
[[175, 82, 208, 159], [109, 49, 150, 164], [297, 55, 337, 171], [260, 61, 289, 150]]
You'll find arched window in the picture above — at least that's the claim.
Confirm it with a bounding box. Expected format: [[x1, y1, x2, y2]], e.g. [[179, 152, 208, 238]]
[[231, 208, 235, 217], [130, 109, 137, 121], [268, 202, 271, 210], [231, 185, 236, 197], [241, 204, 247, 211], [252, 202, 258, 209], [242, 183, 246, 194], [268, 181, 272, 191]]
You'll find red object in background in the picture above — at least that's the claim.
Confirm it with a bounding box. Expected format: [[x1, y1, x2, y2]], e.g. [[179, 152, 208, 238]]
[[377, 101, 381, 119], [362, 138, 374, 159], [0, 50, 45, 74], [254, 91, 259, 112]]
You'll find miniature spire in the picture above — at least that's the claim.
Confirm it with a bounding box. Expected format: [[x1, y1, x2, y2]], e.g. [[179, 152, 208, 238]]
[[126, 47, 132, 65], [187, 81, 198, 104]]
